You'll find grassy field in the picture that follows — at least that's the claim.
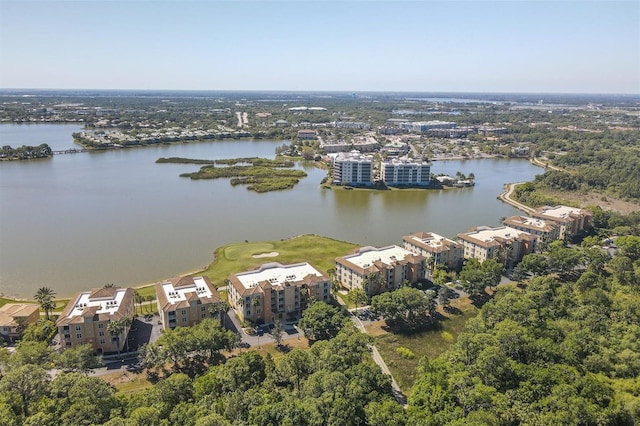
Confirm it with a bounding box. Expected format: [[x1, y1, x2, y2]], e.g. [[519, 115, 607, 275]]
[[199, 234, 358, 287], [374, 303, 478, 395]]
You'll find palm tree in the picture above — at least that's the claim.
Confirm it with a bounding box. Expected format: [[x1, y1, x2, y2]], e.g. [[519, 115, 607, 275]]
[[107, 318, 131, 355], [34, 287, 56, 320], [134, 291, 144, 315]]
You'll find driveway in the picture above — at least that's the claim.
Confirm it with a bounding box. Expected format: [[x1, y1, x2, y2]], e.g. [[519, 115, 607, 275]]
[[224, 309, 303, 347]]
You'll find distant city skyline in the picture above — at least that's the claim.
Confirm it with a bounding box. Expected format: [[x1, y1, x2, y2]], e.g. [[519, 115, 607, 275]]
[[0, 1, 638, 94]]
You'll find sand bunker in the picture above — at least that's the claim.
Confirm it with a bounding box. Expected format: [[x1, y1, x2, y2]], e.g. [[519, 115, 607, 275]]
[[252, 251, 279, 258]]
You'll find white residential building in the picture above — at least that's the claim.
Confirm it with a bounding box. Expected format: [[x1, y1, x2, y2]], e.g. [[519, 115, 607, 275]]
[[228, 262, 330, 324], [335, 246, 425, 296], [56, 287, 134, 354], [532, 205, 592, 240], [332, 151, 373, 185], [155, 276, 221, 330], [502, 215, 560, 248], [403, 232, 464, 271], [381, 157, 431, 186], [457, 226, 537, 267]]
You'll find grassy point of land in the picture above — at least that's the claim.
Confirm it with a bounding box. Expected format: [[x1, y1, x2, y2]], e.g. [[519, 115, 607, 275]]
[[199, 234, 359, 287]]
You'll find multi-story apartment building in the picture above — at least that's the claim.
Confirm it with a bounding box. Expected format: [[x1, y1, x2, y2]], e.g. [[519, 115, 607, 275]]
[[333, 121, 371, 130], [401, 120, 457, 133], [457, 226, 537, 267], [228, 262, 331, 324], [381, 157, 431, 186], [297, 129, 317, 140], [502, 215, 560, 249], [402, 232, 464, 271], [155, 276, 222, 330], [56, 287, 134, 354], [0, 303, 40, 342], [335, 246, 425, 297], [332, 151, 373, 185], [532, 205, 592, 240]]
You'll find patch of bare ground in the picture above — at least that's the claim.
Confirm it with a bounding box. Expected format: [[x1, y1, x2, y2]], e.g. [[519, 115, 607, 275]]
[[542, 190, 639, 215]]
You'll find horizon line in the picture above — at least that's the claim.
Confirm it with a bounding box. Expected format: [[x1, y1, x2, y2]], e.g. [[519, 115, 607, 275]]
[[1, 88, 639, 97]]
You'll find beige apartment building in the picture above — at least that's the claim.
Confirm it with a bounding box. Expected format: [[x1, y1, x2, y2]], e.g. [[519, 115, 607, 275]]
[[532, 205, 592, 240], [56, 287, 134, 354], [335, 245, 425, 297], [0, 303, 40, 342], [228, 262, 331, 324], [457, 226, 537, 267], [502, 215, 560, 249], [155, 276, 222, 330], [402, 232, 464, 271]]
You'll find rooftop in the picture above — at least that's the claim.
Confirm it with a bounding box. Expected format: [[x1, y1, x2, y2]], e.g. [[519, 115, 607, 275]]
[[405, 232, 461, 251], [459, 226, 535, 247], [340, 245, 414, 269], [69, 287, 128, 318], [233, 262, 325, 290], [0, 303, 39, 326], [503, 215, 556, 232], [536, 205, 589, 220]]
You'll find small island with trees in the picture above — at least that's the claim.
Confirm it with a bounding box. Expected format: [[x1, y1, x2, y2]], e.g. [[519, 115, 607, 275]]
[[157, 156, 308, 193]]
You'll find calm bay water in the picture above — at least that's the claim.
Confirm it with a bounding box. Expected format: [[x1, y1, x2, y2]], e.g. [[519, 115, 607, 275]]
[[0, 124, 542, 298]]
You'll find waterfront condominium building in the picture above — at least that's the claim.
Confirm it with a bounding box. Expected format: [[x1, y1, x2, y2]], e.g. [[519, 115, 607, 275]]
[[532, 205, 592, 240], [332, 151, 373, 185], [502, 215, 560, 249], [381, 157, 431, 186], [228, 262, 331, 324], [155, 276, 222, 330], [0, 303, 40, 343], [335, 245, 425, 297], [402, 232, 464, 271], [457, 226, 537, 267], [56, 287, 134, 354]]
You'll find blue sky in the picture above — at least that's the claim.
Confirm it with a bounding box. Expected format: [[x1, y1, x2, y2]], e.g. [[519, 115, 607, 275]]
[[0, 1, 638, 93]]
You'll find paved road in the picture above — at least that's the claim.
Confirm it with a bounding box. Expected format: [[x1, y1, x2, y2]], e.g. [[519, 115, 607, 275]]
[[498, 181, 536, 215], [349, 308, 407, 407]]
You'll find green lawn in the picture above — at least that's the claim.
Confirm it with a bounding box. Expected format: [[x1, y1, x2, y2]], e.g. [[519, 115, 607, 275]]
[[199, 234, 358, 287], [374, 307, 478, 394], [0, 297, 38, 308]]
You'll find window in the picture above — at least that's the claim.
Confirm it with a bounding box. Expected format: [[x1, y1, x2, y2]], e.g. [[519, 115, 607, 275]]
[[75, 325, 82, 331], [63, 325, 69, 331], [98, 323, 104, 329], [66, 342, 72, 347], [182, 317, 187, 323], [99, 339, 106, 345], [201, 306, 206, 311], [76, 333, 82, 339], [181, 310, 186, 315], [99, 331, 105, 337], [201, 313, 206, 319]]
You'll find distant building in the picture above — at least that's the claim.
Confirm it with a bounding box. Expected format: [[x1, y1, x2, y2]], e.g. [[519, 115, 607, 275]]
[[56, 287, 134, 354], [381, 141, 409, 156], [0, 304, 40, 342], [274, 119, 289, 127], [155, 276, 222, 330], [502, 215, 560, 248], [381, 157, 431, 186], [477, 125, 507, 136], [228, 262, 330, 324], [333, 121, 371, 130], [403, 232, 464, 271], [332, 151, 373, 185], [402, 121, 456, 133], [335, 246, 425, 297], [297, 129, 317, 140], [532, 205, 592, 240], [457, 226, 537, 267]]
